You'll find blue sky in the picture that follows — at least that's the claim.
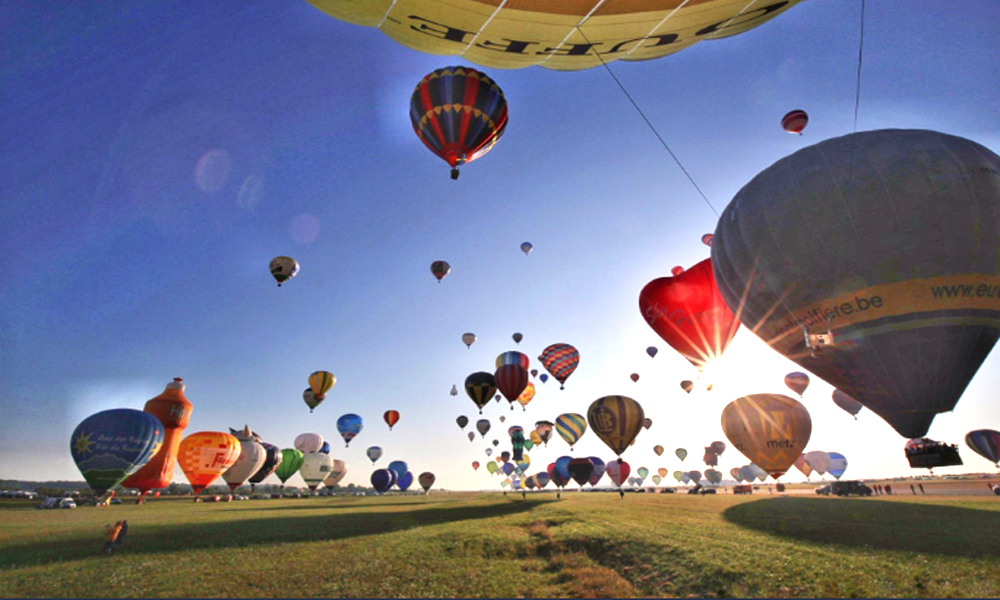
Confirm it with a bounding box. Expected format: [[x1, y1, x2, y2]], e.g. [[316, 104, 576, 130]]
[[2, 1, 998, 489]]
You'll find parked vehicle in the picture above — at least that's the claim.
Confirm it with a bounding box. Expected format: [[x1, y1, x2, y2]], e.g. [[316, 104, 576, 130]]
[[733, 485, 753, 495], [39, 498, 76, 509], [816, 481, 873, 497]]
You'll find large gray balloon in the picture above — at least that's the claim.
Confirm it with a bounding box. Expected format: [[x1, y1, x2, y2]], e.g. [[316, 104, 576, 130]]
[[712, 129, 1000, 438]]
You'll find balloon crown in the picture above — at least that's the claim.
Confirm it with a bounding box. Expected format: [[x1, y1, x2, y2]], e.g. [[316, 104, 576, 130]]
[[166, 377, 185, 390]]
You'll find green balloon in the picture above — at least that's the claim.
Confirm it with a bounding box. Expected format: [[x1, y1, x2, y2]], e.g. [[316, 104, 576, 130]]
[[275, 448, 305, 483], [523, 438, 535, 451]]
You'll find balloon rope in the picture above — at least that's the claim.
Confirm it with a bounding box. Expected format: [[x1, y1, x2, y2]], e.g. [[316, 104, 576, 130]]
[[575, 27, 719, 218], [852, 0, 866, 135], [375, 0, 401, 30]]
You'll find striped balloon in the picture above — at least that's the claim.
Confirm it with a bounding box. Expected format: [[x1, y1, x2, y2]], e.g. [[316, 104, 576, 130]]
[[465, 372, 497, 414], [784, 372, 810, 397], [495, 364, 528, 409], [410, 66, 508, 179], [538, 343, 580, 390], [383, 410, 400, 430], [308, 371, 335, 399], [554, 413, 588, 450], [496, 350, 530, 370], [781, 109, 808, 134], [587, 396, 645, 457]]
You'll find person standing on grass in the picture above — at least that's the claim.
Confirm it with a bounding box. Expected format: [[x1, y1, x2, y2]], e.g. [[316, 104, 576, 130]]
[[910, 484, 916, 494], [919, 483, 925, 494], [885, 484, 892, 495]]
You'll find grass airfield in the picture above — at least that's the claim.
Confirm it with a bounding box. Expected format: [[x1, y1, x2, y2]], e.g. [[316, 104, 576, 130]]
[[1, 490, 998, 598]]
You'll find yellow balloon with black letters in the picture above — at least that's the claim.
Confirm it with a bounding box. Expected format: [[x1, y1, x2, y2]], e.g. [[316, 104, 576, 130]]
[[721, 394, 811, 480], [587, 396, 644, 457]]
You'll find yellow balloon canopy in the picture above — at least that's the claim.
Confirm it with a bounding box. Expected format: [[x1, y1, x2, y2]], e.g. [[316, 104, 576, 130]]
[[721, 394, 811, 479]]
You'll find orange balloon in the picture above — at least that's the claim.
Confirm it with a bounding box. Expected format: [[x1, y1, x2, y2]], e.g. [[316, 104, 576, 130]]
[[178, 431, 240, 494], [122, 378, 193, 497], [721, 394, 811, 479]]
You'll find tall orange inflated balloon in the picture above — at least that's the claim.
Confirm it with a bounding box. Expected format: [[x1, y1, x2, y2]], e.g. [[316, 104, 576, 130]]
[[721, 394, 811, 479], [122, 378, 193, 501], [178, 431, 240, 495]]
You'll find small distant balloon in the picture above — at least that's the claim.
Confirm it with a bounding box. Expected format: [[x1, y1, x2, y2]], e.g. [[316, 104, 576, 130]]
[[646, 346, 658, 359], [630, 373, 639, 383], [467, 431, 475, 442], [680, 380, 694, 394], [456, 415, 469, 429], [431, 260, 451, 282], [832, 389, 864, 419], [701, 233, 714, 247], [671, 266, 684, 276], [302, 388, 321, 412], [676, 448, 687, 462], [383, 410, 400, 430], [476, 419, 491, 438], [539, 374, 549, 383], [450, 384, 458, 396], [269, 256, 300, 287], [653, 445, 664, 457], [781, 109, 809, 134], [642, 418, 652, 430], [512, 332, 523, 344], [520, 242, 533, 256], [366, 446, 383, 464], [784, 372, 810, 397], [308, 371, 335, 400], [462, 333, 477, 348]]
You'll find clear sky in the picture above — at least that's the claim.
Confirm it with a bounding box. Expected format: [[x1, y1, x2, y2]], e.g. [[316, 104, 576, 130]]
[[2, 1, 998, 490]]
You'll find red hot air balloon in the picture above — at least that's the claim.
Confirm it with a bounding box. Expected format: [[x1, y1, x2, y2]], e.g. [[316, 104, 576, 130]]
[[630, 373, 640, 383], [410, 66, 509, 180], [639, 258, 739, 371], [383, 410, 400, 431], [781, 109, 809, 135], [430, 260, 450, 282], [495, 364, 529, 410]]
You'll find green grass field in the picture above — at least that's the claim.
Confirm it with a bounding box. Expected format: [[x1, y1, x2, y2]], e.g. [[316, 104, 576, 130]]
[[1, 492, 998, 598]]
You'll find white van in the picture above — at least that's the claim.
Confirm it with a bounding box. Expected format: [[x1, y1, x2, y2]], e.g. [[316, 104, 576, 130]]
[[39, 497, 77, 509]]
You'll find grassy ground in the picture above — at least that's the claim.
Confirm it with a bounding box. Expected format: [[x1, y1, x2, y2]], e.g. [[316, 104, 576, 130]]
[[1, 492, 998, 598]]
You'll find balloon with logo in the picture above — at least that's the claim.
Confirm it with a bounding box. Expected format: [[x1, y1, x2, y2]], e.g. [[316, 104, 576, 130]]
[[71, 409, 164, 495], [178, 431, 240, 495], [269, 256, 299, 286], [588, 396, 645, 459], [275, 449, 304, 486], [681, 380, 694, 394], [832, 390, 864, 419], [965, 429, 1000, 466], [462, 333, 476, 348], [555, 413, 587, 451], [123, 378, 193, 499], [712, 129, 1000, 439], [827, 452, 848, 479], [538, 343, 580, 390], [336, 414, 363, 447], [371, 469, 397, 493], [784, 372, 810, 397], [324, 459, 348, 488], [465, 372, 497, 414], [294, 433, 324, 455], [300, 452, 334, 492], [222, 425, 266, 492], [676, 448, 687, 462], [722, 394, 812, 479], [639, 258, 740, 371], [366, 446, 383, 464], [383, 410, 400, 431]]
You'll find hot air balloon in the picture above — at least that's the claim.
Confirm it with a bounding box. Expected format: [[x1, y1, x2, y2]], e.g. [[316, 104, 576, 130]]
[[680, 380, 694, 394], [675, 448, 688, 462], [606, 460, 630, 490], [388, 461, 408, 480], [366, 446, 383, 464], [520, 242, 532, 256], [123, 378, 193, 500], [336, 414, 363, 447], [396, 471, 414, 492], [793, 454, 812, 479], [781, 109, 808, 135], [472, 461, 480, 471], [567, 458, 594, 487], [517, 382, 536, 410], [803, 451, 831, 477], [323, 459, 348, 488], [712, 130, 1000, 439], [430, 260, 451, 282], [832, 390, 864, 419], [269, 256, 299, 286], [476, 419, 491, 438], [318, 441, 331, 455], [653, 445, 664, 457], [784, 372, 810, 397], [222, 426, 266, 493], [642, 418, 652, 430], [493, 439, 500, 448], [467, 431, 475, 442], [710, 441, 727, 456], [371, 469, 397, 493], [383, 410, 400, 430], [71, 409, 164, 495], [246, 442, 283, 490], [419, 472, 436, 492], [496, 350, 529, 370], [178, 431, 240, 495], [639, 258, 739, 371], [512, 333, 524, 345], [499, 415, 507, 423], [636, 467, 649, 482], [721, 394, 812, 479], [461, 333, 477, 348], [485, 448, 493, 457], [671, 266, 684, 276], [703, 447, 720, 467], [539, 374, 549, 384], [701, 233, 714, 247], [465, 372, 497, 414], [646, 346, 658, 359], [652, 475, 662, 485], [730, 467, 743, 482], [300, 452, 334, 492], [302, 388, 321, 413], [705, 469, 723, 485], [588, 396, 645, 458], [688, 470, 702, 485], [275, 449, 304, 486], [294, 433, 324, 455], [630, 373, 640, 383], [495, 364, 529, 410], [673, 470, 685, 483], [450, 385, 458, 396], [308, 371, 335, 399], [538, 343, 580, 390], [409, 66, 508, 179], [827, 452, 848, 479], [555, 413, 587, 450], [305, 1, 805, 71], [456, 415, 469, 430], [965, 429, 1000, 466]]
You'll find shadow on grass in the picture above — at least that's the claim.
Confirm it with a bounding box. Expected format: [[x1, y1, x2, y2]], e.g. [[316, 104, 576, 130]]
[[1, 499, 553, 568], [722, 497, 1000, 558]]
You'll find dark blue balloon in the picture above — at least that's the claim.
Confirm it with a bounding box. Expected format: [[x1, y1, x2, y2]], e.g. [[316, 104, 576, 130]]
[[371, 468, 395, 493], [70, 409, 164, 494], [388, 460, 408, 480], [319, 441, 331, 454], [397, 471, 414, 491], [555, 455, 572, 481], [502, 462, 515, 475]]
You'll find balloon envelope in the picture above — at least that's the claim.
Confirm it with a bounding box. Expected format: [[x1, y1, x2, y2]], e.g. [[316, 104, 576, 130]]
[[324, 459, 348, 488], [388, 460, 409, 480], [300, 452, 334, 491], [965, 429, 1000, 465], [832, 390, 864, 418], [456, 416, 469, 429], [587, 396, 645, 457], [568, 458, 595, 487], [222, 430, 266, 491], [495, 364, 529, 406], [646, 346, 658, 358], [366, 446, 383, 464], [122, 378, 193, 495], [249, 442, 283, 485], [269, 256, 299, 286], [397, 471, 414, 491], [476, 419, 491, 438], [178, 431, 240, 494], [606, 461, 631, 486], [711, 129, 1000, 439], [336, 414, 363, 446], [383, 410, 400, 430], [588, 457, 606, 486], [653, 445, 664, 457], [803, 451, 831, 476], [675, 448, 688, 461], [721, 394, 812, 479], [430, 260, 451, 281], [418, 472, 436, 492], [827, 452, 848, 479], [555, 413, 587, 449], [308, 371, 335, 399], [275, 449, 304, 484], [294, 433, 324, 455], [371, 469, 396, 493], [784, 372, 810, 397], [465, 372, 497, 413], [71, 409, 164, 494], [462, 333, 476, 348], [538, 343, 580, 390]]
